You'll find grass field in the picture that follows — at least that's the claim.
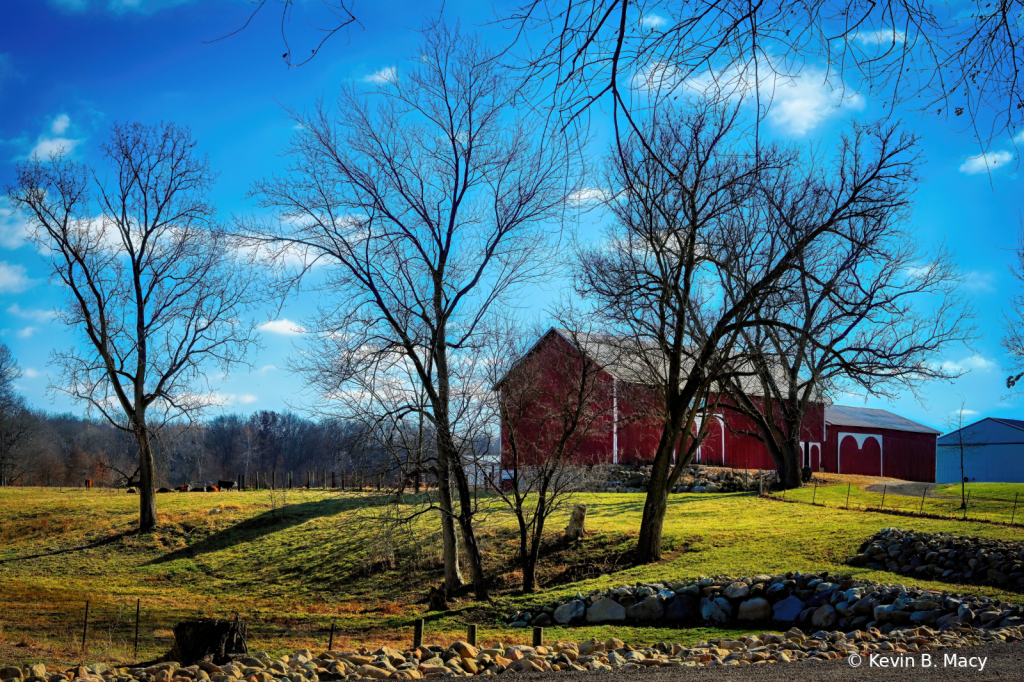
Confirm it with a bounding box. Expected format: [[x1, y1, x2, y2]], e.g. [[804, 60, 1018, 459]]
[[1, 482, 1023, 667], [775, 481, 1024, 524]]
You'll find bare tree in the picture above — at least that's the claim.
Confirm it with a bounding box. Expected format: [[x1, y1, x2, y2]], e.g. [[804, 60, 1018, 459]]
[[506, 0, 1023, 163], [944, 395, 982, 509], [721, 199, 974, 487], [489, 318, 614, 593], [209, 0, 362, 68], [7, 122, 262, 531], [248, 23, 581, 600], [576, 102, 921, 562], [0, 343, 40, 486]]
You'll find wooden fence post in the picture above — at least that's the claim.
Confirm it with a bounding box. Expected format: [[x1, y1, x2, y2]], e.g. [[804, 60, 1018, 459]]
[[81, 601, 90, 652], [880, 485, 886, 511], [532, 627, 543, 647], [328, 621, 335, 651], [413, 619, 424, 648], [845, 484, 851, 509], [467, 624, 477, 647], [134, 598, 140, 659], [812, 482, 818, 505], [1012, 493, 1019, 525], [920, 486, 927, 514]]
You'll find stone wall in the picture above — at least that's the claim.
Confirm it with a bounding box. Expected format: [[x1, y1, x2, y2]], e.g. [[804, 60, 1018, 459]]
[[847, 527, 1024, 591], [504, 571, 1022, 633]]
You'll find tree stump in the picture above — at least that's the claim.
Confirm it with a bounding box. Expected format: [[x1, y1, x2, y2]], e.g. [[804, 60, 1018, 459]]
[[169, 618, 248, 665], [428, 585, 448, 611], [564, 504, 587, 542]]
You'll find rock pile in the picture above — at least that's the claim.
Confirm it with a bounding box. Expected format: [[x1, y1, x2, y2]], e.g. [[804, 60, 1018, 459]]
[[848, 528, 1024, 591], [603, 465, 773, 493], [4, 624, 1022, 679], [504, 572, 1024, 633]]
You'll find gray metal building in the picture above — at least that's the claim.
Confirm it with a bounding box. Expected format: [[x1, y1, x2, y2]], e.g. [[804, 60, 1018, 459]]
[[936, 417, 1024, 483]]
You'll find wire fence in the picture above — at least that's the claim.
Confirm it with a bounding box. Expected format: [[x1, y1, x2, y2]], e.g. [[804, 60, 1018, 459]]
[[766, 482, 1023, 527]]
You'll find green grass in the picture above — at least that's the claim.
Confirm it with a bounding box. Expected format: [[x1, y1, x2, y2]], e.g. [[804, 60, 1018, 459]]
[[1, 485, 1023, 667], [774, 482, 1024, 524]]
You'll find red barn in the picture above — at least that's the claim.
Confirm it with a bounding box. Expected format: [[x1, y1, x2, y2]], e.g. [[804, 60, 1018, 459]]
[[497, 329, 825, 471], [822, 405, 940, 482]]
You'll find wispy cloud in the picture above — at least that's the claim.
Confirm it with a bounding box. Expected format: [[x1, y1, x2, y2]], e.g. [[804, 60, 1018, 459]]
[[963, 271, 996, 293], [934, 354, 997, 374], [49, 0, 196, 14], [0, 262, 34, 292], [259, 318, 306, 336], [7, 303, 54, 322], [360, 66, 397, 85], [854, 29, 906, 45], [29, 114, 82, 159], [16, 326, 37, 338], [238, 394, 258, 404], [640, 13, 667, 29], [259, 364, 278, 374], [959, 150, 1013, 175], [23, 368, 41, 378], [0, 198, 31, 249]]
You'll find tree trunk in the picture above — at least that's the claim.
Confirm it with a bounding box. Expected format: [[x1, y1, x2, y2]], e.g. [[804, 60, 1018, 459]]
[[776, 441, 803, 490], [135, 425, 158, 532], [636, 438, 674, 562], [517, 515, 534, 593], [435, 458, 464, 594], [451, 460, 489, 600]]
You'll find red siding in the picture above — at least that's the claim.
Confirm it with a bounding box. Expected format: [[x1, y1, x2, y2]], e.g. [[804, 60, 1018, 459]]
[[823, 424, 936, 482]]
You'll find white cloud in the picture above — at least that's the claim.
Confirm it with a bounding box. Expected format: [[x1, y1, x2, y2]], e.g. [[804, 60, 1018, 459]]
[[259, 364, 278, 373], [0, 261, 34, 292], [238, 394, 258, 404], [854, 30, 906, 45], [30, 136, 80, 159], [934, 354, 997, 374], [569, 188, 610, 205], [259, 318, 306, 335], [360, 66, 397, 85], [641, 13, 667, 28], [23, 368, 40, 378], [952, 408, 978, 416], [51, 114, 70, 135], [16, 326, 37, 338], [644, 60, 864, 136], [959, 150, 1013, 175], [0, 199, 31, 249], [7, 303, 54, 322], [765, 70, 865, 136], [963, 271, 996, 293]]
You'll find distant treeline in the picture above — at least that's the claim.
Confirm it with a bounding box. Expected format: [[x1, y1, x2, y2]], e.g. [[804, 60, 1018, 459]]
[[0, 408, 452, 489]]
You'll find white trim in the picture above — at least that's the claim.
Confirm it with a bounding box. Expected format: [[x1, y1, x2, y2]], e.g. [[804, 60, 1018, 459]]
[[837, 432, 884, 475], [696, 413, 726, 464], [799, 441, 824, 470], [612, 377, 618, 464]]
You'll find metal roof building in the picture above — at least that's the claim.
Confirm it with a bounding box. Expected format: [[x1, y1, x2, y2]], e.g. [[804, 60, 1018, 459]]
[[936, 417, 1024, 483], [822, 405, 941, 482]]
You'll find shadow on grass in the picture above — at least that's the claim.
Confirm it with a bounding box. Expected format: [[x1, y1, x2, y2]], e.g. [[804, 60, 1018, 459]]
[[147, 495, 375, 566], [0, 529, 134, 564]]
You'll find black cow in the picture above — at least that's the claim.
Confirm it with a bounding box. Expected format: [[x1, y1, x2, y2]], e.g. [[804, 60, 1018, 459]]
[[217, 479, 236, 490]]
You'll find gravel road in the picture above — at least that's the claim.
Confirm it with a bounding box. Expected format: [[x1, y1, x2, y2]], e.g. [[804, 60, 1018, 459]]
[[513, 641, 1023, 681]]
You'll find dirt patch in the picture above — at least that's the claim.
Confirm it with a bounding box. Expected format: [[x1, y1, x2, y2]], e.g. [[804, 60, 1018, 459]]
[[864, 482, 955, 499]]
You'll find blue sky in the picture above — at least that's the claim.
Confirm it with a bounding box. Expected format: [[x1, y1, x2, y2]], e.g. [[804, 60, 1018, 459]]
[[0, 0, 1020, 432]]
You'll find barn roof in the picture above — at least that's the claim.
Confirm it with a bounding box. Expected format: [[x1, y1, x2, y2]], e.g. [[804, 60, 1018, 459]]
[[826, 405, 941, 434]]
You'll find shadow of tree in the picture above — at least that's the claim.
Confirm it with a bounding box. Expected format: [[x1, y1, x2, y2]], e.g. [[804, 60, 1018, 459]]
[[147, 496, 373, 566]]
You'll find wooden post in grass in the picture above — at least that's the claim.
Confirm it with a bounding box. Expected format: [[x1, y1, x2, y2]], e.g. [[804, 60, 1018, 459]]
[[963, 491, 970, 520], [845, 484, 851, 509], [880, 486, 886, 511], [920, 486, 928, 514], [413, 619, 424, 648], [1012, 493, 1019, 525], [532, 627, 543, 647], [81, 600, 89, 652], [134, 598, 140, 659], [467, 624, 477, 647], [812, 482, 818, 505], [328, 621, 335, 651]]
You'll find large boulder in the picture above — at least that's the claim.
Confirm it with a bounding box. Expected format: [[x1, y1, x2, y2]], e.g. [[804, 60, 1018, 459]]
[[737, 597, 772, 621], [772, 595, 805, 622], [664, 595, 697, 621], [586, 598, 626, 623], [554, 600, 585, 625], [723, 582, 750, 600], [700, 597, 732, 624], [812, 604, 837, 629], [625, 595, 664, 621]]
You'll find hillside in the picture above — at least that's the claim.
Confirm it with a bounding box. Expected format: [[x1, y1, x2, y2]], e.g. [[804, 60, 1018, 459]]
[[1, 484, 1022, 666]]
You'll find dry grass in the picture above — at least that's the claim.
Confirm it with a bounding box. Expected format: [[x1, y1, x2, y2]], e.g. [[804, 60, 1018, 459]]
[[2, 484, 1024, 667]]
